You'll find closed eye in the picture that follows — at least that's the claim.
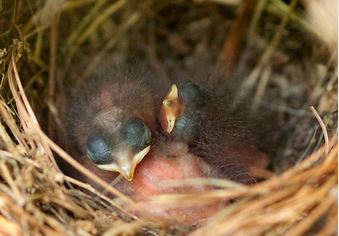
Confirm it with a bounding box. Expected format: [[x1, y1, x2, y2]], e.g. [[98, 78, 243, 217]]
[[86, 133, 113, 165], [178, 81, 205, 107], [121, 117, 152, 150]]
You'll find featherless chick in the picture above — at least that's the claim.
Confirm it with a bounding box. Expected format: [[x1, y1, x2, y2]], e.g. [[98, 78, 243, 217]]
[[159, 72, 269, 184]]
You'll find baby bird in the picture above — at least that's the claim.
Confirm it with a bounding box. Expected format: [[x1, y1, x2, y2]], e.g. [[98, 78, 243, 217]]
[[160, 81, 207, 142], [159, 76, 269, 184], [63, 65, 164, 185]]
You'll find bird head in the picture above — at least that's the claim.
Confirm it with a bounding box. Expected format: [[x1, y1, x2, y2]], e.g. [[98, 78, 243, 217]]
[[160, 81, 206, 141], [85, 109, 152, 181], [67, 67, 159, 182]]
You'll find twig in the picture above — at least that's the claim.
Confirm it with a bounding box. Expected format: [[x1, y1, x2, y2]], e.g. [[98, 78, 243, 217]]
[[247, 0, 268, 37], [251, 65, 271, 112], [310, 106, 329, 154], [217, 0, 257, 77]]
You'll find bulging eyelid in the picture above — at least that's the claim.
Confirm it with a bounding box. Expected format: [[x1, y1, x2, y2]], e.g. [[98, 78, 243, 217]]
[[86, 133, 113, 164], [178, 83, 205, 107], [122, 117, 152, 148]]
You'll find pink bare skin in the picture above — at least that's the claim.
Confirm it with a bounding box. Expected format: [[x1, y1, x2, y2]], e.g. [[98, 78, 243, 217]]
[[124, 142, 228, 225]]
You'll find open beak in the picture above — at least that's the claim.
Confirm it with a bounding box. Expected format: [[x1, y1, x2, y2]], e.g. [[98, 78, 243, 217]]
[[161, 84, 184, 133], [97, 145, 151, 181]]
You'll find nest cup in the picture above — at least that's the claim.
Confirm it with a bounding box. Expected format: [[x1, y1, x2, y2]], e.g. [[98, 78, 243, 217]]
[[0, 1, 337, 235]]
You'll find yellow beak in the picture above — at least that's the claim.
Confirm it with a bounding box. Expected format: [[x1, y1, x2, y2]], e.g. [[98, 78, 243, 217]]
[[161, 84, 184, 133], [97, 145, 151, 181]]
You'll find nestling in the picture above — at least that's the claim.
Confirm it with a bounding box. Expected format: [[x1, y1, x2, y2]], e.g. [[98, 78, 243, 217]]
[[63, 66, 163, 185], [160, 76, 269, 184]]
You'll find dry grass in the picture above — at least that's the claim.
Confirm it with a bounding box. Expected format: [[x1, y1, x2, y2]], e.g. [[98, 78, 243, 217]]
[[0, 0, 337, 235]]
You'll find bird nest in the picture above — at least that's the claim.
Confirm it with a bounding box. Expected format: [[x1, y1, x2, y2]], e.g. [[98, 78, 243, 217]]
[[0, 1, 337, 235]]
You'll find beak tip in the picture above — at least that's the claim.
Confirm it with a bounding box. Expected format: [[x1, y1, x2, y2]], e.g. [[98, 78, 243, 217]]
[[119, 145, 151, 181], [126, 176, 133, 182], [166, 122, 174, 133], [121, 172, 134, 181]]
